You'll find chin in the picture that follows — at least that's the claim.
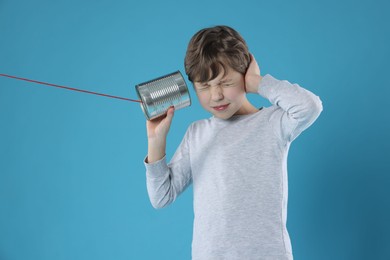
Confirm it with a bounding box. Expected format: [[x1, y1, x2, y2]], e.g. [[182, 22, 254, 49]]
[[212, 112, 234, 120]]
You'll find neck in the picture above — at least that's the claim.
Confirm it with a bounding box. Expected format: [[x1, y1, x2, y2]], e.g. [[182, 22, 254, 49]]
[[235, 99, 259, 116]]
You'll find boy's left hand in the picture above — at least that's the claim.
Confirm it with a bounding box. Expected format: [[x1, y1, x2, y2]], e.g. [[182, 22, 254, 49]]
[[244, 53, 263, 93]]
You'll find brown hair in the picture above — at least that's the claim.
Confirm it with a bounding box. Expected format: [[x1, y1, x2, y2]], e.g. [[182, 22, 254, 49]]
[[184, 25, 251, 83]]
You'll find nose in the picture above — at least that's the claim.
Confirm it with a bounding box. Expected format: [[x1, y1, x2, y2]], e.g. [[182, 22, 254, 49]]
[[210, 86, 224, 101]]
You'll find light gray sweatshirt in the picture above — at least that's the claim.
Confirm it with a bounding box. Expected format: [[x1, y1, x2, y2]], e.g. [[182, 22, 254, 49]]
[[144, 74, 323, 260]]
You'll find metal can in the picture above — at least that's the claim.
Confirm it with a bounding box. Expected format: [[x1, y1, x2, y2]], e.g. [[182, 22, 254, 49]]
[[135, 70, 191, 120]]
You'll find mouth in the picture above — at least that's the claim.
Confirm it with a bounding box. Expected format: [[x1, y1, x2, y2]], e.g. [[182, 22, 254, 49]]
[[212, 104, 230, 111]]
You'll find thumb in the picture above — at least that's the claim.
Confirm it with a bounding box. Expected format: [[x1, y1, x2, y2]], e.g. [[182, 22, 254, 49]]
[[163, 106, 175, 126]]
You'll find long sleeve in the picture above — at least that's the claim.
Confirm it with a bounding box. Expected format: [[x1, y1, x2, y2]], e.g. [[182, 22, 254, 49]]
[[143, 125, 192, 209], [258, 74, 323, 143]]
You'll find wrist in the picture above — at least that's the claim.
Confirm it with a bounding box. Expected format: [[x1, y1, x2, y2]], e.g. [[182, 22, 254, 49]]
[[147, 138, 166, 163], [257, 75, 263, 92], [247, 75, 263, 93]]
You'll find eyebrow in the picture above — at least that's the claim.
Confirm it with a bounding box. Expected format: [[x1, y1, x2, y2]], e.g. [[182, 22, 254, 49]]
[[220, 78, 232, 83], [200, 78, 232, 86]]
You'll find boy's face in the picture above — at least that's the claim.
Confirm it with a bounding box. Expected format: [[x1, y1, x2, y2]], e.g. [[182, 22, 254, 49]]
[[194, 68, 250, 120]]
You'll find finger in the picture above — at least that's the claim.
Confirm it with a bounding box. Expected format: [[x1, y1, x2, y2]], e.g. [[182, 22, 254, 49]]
[[147, 116, 162, 126], [166, 106, 175, 121], [161, 106, 174, 126]]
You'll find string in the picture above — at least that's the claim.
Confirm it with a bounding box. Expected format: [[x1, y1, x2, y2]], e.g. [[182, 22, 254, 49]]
[[0, 73, 142, 103]]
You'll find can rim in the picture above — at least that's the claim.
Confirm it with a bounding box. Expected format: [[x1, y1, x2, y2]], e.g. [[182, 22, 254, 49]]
[[135, 85, 151, 120]]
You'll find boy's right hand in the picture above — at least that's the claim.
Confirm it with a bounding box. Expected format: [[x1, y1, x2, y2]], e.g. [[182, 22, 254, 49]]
[[146, 106, 175, 142], [146, 107, 174, 163]]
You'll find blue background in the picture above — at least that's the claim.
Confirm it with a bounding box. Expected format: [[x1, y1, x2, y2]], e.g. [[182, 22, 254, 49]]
[[1, 0, 389, 259]]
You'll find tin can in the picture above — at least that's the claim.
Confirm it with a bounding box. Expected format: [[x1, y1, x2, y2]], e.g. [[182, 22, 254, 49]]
[[135, 70, 191, 120]]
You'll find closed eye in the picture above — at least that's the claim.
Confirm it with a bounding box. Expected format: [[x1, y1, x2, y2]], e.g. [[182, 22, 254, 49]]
[[197, 86, 209, 91]]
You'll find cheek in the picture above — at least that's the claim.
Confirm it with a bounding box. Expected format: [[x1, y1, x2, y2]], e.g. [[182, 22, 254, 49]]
[[196, 92, 210, 106], [224, 86, 245, 100]]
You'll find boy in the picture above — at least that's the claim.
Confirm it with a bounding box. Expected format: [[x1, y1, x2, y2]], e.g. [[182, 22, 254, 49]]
[[143, 25, 323, 260]]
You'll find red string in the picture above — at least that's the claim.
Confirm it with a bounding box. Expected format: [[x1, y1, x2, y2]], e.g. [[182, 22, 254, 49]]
[[0, 73, 141, 103]]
